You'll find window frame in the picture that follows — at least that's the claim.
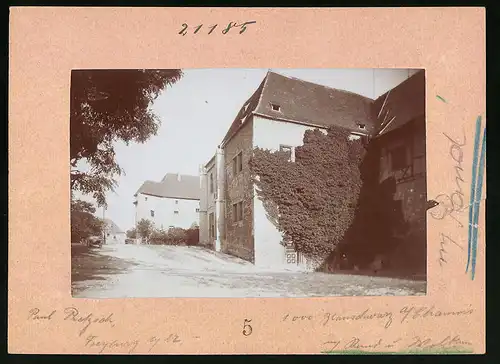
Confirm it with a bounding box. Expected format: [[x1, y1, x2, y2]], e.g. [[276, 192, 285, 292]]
[[389, 145, 409, 171], [150, 210, 155, 217], [232, 151, 243, 176], [232, 201, 243, 223], [209, 212, 216, 239], [270, 102, 281, 112], [279, 144, 293, 162]]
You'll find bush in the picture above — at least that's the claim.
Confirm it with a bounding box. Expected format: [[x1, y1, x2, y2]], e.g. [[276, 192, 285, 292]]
[[167, 227, 188, 246], [149, 226, 199, 246]]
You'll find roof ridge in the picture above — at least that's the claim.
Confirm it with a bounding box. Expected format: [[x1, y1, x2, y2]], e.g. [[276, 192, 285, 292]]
[[267, 70, 375, 101], [255, 71, 272, 112], [373, 69, 425, 102]]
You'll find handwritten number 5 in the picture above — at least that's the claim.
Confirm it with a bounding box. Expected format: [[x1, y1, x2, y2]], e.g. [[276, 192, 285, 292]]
[[178, 23, 188, 36], [243, 319, 252, 336]]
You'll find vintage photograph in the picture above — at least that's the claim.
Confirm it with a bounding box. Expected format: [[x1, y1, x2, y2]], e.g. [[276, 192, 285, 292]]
[[70, 68, 428, 298]]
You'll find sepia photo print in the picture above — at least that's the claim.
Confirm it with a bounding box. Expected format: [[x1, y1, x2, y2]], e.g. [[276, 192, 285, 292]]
[[70, 68, 428, 298]]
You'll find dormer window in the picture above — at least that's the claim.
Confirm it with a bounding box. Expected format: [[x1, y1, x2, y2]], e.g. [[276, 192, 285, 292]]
[[270, 103, 281, 112], [357, 123, 366, 130]]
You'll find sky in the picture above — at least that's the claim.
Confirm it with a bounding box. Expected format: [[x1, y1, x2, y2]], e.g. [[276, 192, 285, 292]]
[[74, 68, 418, 231]]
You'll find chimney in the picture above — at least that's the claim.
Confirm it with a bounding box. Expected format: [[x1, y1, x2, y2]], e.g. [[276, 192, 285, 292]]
[[177, 173, 181, 182]]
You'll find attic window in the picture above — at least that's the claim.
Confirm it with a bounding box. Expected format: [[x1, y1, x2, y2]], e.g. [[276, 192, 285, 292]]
[[270, 103, 281, 112]]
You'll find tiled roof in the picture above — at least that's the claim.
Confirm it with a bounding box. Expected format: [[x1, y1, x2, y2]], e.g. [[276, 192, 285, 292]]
[[135, 173, 201, 200], [221, 71, 374, 145], [372, 70, 425, 137], [104, 219, 124, 234], [256, 71, 375, 132]]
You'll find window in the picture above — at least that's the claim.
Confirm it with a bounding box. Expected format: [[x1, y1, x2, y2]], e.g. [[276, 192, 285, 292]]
[[174, 211, 179, 214], [210, 173, 214, 193], [232, 201, 243, 222], [270, 103, 281, 112], [209, 212, 216, 239], [279, 145, 293, 161], [196, 208, 200, 213], [175, 200, 179, 204], [232, 152, 243, 175], [357, 123, 366, 130], [389, 146, 408, 171], [145, 197, 148, 201], [150, 210, 155, 217]]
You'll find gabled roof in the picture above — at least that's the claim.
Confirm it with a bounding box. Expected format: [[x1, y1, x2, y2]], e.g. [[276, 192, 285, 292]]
[[372, 70, 425, 137], [135, 173, 201, 200], [221, 71, 374, 146], [104, 219, 124, 234], [221, 76, 266, 146]]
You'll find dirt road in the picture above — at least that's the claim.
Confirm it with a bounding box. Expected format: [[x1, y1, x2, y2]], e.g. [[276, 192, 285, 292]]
[[72, 244, 426, 298]]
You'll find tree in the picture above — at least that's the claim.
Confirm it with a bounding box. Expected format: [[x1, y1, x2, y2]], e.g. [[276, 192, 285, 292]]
[[126, 228, 137, 239], [71, 199, 104, 244], [70, 69, 183, 206], [249, 126, 366, 262], [136, 218, 155, 244]]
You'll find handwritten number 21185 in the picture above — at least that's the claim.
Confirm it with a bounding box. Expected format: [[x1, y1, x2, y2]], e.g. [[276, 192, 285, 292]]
[[179, 21, 257, 36]]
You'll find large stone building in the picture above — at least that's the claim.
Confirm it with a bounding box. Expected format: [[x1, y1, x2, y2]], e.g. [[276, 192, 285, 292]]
[[199, 70, 426, 271], [134, 173, 201, 230]]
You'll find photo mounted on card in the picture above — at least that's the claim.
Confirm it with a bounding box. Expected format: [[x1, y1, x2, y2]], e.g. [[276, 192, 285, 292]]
[[9, 7, 485, 354]]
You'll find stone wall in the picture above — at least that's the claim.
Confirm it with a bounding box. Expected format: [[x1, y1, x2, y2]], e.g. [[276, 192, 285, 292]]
[[221, 119, 255, 263]]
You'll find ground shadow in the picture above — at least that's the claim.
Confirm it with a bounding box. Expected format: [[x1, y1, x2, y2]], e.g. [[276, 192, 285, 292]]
[[71, 245, 138, 295], [319, 139, 426, 281]]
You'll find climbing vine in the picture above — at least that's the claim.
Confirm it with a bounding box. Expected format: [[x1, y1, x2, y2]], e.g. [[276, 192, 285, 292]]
[[249, 126, 366, 261]]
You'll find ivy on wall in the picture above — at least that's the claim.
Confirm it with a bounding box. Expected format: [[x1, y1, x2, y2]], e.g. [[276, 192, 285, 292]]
[[249, 126, 366, 261]]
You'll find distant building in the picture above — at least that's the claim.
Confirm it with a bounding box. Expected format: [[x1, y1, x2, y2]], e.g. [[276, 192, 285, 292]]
[[134, 173, 201, 230], [199, 70, 426, 271], [104, 219, 126, 245]]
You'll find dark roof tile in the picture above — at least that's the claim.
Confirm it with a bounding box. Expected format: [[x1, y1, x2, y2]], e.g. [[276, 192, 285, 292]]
[[372, 70, 425, 136], [136, 173, 201, 200], [221, 71, 375, 146], [255, 72, 375, 133]]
